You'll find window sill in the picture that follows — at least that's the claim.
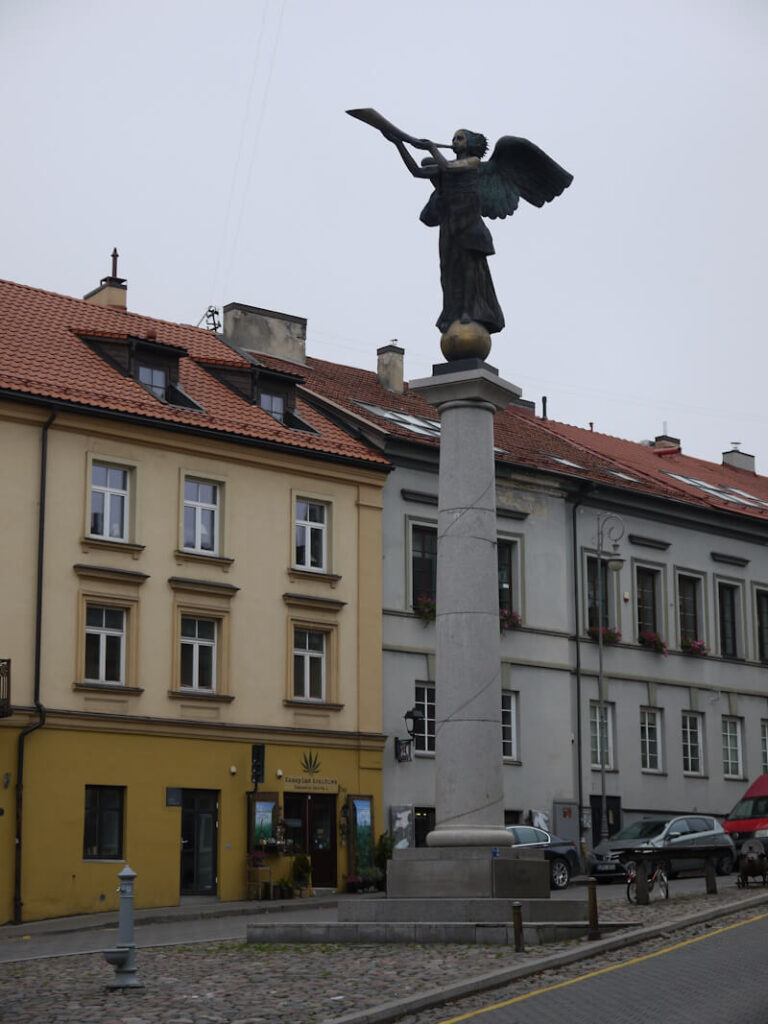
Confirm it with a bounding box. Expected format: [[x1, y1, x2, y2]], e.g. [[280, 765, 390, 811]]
[[414, 750, 435, 758], [75, 682, 143, 695], [81, 536, 145, 560], [683, 772, 708, 779], [641, 769, 667, 776], [83, 857, 125, 863], [174, 549, 234, 572], [590, 766, 618, 773], [503, 758, 522, 766], [283, 699, 344, 711], [288, 567, 342, 588], [168, 689, 235, 703]]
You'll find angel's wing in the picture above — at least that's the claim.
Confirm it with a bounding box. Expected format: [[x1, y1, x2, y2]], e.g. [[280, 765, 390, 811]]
[[479, 136, 573, 220]]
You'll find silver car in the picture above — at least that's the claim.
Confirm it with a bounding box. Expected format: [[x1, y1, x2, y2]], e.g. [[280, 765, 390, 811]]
[[588, 815, 735, 880]]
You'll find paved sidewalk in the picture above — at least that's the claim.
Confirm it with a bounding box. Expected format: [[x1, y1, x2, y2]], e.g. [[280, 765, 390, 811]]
[[1, 883, 767, 1024]]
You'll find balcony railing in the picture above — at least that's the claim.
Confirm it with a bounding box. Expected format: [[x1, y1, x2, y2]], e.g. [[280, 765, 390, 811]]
[[0, 659, 10, 717]]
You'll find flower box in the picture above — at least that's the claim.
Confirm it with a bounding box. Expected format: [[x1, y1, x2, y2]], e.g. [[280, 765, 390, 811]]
[[586, 625, 621, 645], [639, 631, 668, 656], [681, 638, 709, 657], [413, 594, 436, 623], [500, 609, 522, 632]]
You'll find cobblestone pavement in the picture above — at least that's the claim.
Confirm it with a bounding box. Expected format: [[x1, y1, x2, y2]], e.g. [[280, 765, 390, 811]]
[[2, 886, 767, 1024]]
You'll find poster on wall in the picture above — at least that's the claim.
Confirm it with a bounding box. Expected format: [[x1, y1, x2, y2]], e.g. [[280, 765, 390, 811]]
[[352, 797, 373, 869], [389, 805, 414, 848]]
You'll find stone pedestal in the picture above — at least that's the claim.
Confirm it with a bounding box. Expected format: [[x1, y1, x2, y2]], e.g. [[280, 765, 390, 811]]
[[410, 362, 522, 848]]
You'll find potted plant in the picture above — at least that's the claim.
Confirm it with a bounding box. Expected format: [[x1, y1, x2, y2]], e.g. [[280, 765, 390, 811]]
[[360, 866, 383, 891], [276, 876, 294, 899], [291, 853, 312, 895], [681, 638, 709, 657], [344, 874, 362, 893], [499, 609, 522, 632], [587, 625, 621, 644], [413, 593, 436, 623], [248, 848, 265, 867], [375, 831, 394, 890], [639, 630, 668, 656]]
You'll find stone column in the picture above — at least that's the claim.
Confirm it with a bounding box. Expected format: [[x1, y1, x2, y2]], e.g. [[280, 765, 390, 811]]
[[410, 362, 521, 847]]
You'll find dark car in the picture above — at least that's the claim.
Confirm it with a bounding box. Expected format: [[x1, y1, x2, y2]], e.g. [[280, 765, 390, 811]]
[[588, 815, 735, 880], [505, 825, 580, 889]]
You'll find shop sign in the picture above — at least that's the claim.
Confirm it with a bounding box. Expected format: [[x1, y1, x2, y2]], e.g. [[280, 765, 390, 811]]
[[283, 775, 339, 793]]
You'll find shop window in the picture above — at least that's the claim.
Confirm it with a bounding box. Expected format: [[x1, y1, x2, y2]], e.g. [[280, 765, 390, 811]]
[[83, 785, 124, 859]]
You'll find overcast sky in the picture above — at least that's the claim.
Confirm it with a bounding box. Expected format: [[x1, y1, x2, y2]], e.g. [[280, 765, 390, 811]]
[[2, 1, 767, 469]]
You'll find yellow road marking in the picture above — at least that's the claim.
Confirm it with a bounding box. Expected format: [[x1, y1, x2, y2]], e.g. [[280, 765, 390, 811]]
[[439, 911, 768, 1023]]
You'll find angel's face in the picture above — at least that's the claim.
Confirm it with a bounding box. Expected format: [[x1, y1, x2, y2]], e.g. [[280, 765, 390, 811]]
[[452, 131, 468, 157]]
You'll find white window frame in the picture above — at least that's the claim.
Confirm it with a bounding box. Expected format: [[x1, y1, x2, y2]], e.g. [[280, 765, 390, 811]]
[[89, 461, 130, 541], [293, 627, 326, 701], [260, 392, 285, 423], [294, 498, 328, 572], [138, 363, 167, 399], [682, 711, 705, 775], [414, 682, 435, 754], [183, 478, 219, 555], [180, 616, 217, 692], [590, 701, 614, 770], [722, 716, 743, 779], [84, 605, 125, 685], [640, 707, 663, 772], [502, 691, 519, 761]]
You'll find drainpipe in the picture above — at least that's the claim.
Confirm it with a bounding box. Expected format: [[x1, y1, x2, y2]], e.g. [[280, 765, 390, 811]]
[[14, 409, 56, 924], [571, 484, 592, 871]]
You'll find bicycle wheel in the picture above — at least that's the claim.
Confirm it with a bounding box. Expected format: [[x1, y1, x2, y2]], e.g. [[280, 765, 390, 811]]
[[626, 879, 637, 904], [655, 870, 669, 900]]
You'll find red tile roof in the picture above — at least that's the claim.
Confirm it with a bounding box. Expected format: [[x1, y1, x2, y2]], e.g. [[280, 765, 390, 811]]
[[0, 280, 388, 469], [252, 351, 768, 525]]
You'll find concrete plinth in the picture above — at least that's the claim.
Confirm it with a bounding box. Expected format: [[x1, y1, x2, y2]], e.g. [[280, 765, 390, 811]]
[[386, 846, 549, 899]]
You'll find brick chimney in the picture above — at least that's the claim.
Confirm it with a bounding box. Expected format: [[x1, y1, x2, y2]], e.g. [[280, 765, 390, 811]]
[[652, 434, 681, 451], [722, 446, 756, 473], [83, 248, 127, 310], [377, 342, 404, 393], [223, 302, 306, 364]]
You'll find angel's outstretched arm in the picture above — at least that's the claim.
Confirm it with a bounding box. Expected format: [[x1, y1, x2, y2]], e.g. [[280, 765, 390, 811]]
[[386, 136, 438, 179]]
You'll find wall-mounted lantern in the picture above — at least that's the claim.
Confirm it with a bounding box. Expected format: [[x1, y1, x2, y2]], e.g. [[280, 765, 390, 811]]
[[394, 706, 425, 762]]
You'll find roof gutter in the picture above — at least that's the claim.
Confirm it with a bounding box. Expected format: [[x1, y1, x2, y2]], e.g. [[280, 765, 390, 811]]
[[14, 408, 55, 924]]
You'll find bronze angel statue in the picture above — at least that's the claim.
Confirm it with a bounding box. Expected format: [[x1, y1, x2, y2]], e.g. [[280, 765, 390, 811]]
[[348, 109, 572, 356]]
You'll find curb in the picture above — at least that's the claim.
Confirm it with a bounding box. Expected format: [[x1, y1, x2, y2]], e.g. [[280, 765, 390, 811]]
[[321, 891, 768, 1024]]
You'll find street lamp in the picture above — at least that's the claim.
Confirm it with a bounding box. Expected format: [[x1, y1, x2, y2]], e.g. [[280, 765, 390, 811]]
[[394, 706, 425, 762], [594, 513, 625, 843]]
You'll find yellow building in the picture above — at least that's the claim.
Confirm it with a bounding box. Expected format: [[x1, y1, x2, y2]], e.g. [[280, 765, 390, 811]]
[[0, 275, 387, 923]]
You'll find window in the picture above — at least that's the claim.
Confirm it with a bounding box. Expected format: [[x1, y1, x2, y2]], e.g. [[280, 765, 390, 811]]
[[90, 462, 129, 540], [587, 556, 609, 630], [85, 605, 125, 684], [180, 617, 217, 691], [412, 524, 437, 605], [682, 712, 704, 775], [83, 785, 124, 859], [414, 682, 435, 753], [295, 499, 327, 571], [184, 479, 219, 554], [636, 566, 659, 635], [762, 720, 768, 774], [260, 392, 285, 423], [590, 702, 613, 769], [502, 691, 518, 760], [138, 363, 168, 399], [722, 717, 743, 778], [414, 806, 435, 847], [640, 708, 662, 771], [718, 582, 740, 658], [757, 591, 768, 662], [678, 574, 702, 645], [497, 539, 516, 615], [293, 628, 325, 700]]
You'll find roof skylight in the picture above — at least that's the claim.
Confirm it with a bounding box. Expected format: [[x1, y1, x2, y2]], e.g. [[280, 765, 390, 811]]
[[355, 402, 442, 438]]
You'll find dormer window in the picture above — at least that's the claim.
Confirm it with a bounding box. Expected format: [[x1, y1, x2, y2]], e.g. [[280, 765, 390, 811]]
[[138, 364, 168, 400], [259, 392, 285, 423]]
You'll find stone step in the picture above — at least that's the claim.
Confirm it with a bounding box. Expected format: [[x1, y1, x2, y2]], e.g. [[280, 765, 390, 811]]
[[338, 897, 587, 924]]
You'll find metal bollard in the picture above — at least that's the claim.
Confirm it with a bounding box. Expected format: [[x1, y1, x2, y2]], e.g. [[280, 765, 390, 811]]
[[512, 900, 524, 952], [587, 878, 600, 940], [103, 864, 143, 989]]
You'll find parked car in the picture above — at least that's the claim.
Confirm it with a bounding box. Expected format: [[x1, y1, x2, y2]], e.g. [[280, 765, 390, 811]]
[[505, 825, 580, 889], [723, 774, 768, 856], [588, 815, 735, 880]]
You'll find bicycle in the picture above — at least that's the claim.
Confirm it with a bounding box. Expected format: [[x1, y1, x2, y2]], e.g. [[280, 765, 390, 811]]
[[625, 857, 669, 903]]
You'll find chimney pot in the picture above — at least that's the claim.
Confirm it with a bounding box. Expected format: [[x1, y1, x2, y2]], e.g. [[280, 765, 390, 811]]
[[377, 342, 404, 393]]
